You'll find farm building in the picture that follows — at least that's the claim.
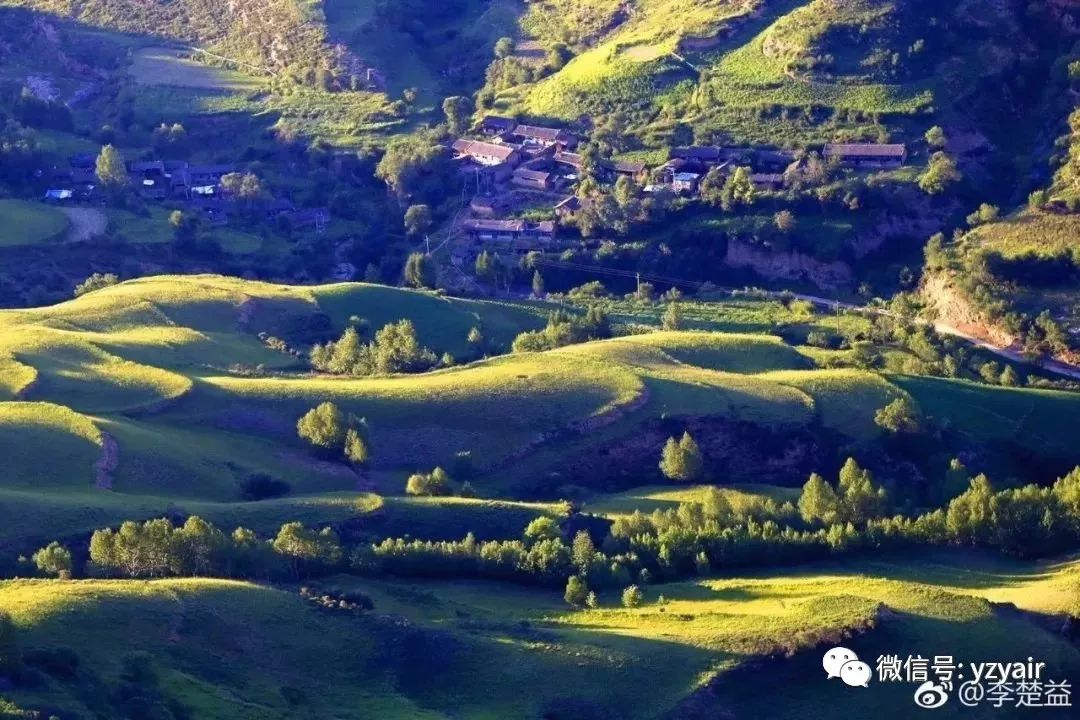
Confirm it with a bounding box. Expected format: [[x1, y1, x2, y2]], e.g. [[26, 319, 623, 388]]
[[512, 124, 577, 149], [463, 218, 556, 249], [823, 143, 907, 168], [452, 139, 521, 167], [512, 167, 554, 191]]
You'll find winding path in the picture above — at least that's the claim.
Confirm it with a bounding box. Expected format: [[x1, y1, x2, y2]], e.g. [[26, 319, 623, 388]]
[[786, 292, 1080, 381]]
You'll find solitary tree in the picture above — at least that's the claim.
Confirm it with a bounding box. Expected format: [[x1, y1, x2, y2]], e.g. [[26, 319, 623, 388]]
[[403, 204, 432, 237], [494, 37, 515, 59], [798, 473, 840, 525], [95, 144, 128, 188], [442, 96, 474, 136], [403, 252, 436, 289], [919, 152, 961, 195], [774, 209, 797, 234], [297, 402, 347, 454], [32, 541, 73, 578], [659, 432, 704, 481], [531, 270, 545, 297], [564, 575, 589, 608], [874, 396, 924, 434], [621, 585, 644, 608], [523, 516, 560, 543], [661, 302, 683, 330], [344, 427, 370, 466], [924, 125, 947, 148]]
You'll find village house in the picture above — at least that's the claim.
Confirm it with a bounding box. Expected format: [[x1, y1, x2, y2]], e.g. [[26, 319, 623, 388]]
[[511, 124, 577, 150], [452, 139, 521, 167], [479, 115, 516, 136], [823, 143, 907, 168], [553, 151, 584, 171], [469, 195, 505, 218], [511, 167, 554, 191], [463, 218, 556, 251], [188, 163, 238, 185], [750, 173, 785, 191], [672, 172, 701, 194], [606, 160, 648, 182], [554, 195, 583, 218], [670, 147, 722, 166]]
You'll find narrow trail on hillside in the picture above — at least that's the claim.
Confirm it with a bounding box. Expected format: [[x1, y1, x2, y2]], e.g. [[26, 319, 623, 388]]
[[93, 431, 119, 490]]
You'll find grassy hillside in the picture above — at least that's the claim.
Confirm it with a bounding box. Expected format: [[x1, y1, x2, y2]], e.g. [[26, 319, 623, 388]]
[[0, 200, 69, 247], [2, 275, 1079, 503], [2, 552, 1075, 719], [482, 0, 1043, 149]]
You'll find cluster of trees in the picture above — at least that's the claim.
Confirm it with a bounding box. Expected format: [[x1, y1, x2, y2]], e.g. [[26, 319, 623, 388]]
[[405, 466, 455, 496], [296, 401, 371, 466], [73, 272, 119, 298], [796, 459, 889, 526], [700, 165, 756, 211], [310, 319, 438, 375], [574, 174, 673, 237], [86, 517, 343, 579], [511, 307, 611, 352]]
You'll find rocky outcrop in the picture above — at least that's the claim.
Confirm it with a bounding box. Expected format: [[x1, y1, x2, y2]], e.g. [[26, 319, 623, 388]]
[[725, 238, 852, 289], [920, 272, 1017, 347]]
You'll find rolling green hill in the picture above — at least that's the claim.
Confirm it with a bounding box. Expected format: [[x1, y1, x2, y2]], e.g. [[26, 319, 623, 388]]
[[481, 0, 1072, 155], [2, 274, 1079, 505], [0, 551, 1076, 719]]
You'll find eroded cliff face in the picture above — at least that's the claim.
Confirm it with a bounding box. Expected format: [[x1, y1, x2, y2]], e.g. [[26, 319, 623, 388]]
[[920, 271, 1017, 346], [724, 238, 852, 289]]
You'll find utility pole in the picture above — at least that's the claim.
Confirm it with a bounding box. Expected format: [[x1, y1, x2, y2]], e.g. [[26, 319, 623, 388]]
[[636, 271, 641, 297], [835, 301, 841, 335]]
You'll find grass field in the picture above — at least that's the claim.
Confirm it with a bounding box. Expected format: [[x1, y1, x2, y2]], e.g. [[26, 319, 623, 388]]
[[0, 200, 70, 247], [129, 47, 265, 90], [2, 551, 1067, 719], [3, 274, 1076, 498], [585, 482, 800, 517], [0, 274, 1079, 554]]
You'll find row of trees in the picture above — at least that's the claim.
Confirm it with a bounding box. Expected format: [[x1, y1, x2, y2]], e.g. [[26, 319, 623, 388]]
[[27, 464, 1080, 594], [86, 517, 342, 579]]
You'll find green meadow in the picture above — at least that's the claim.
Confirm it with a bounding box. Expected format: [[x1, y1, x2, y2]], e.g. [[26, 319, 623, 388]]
[[1, 550, 1076, 719]]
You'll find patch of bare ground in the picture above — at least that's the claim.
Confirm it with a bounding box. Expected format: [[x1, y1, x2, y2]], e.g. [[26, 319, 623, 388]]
[[59, 207, 107, 243]]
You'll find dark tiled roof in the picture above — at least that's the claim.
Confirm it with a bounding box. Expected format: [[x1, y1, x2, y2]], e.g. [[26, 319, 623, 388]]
[[452, 139, 518, 161], [823, 143, 906, 158]]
